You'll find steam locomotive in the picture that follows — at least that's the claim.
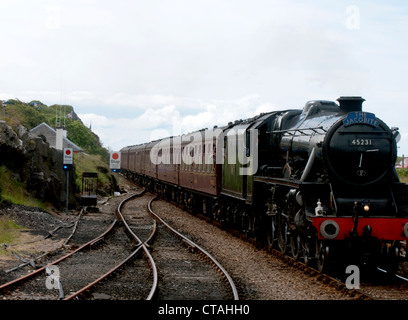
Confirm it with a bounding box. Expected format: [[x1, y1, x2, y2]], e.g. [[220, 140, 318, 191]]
[[121, 96, 408, 273]]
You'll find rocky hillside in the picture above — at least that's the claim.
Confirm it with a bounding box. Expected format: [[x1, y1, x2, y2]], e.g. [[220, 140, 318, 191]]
[[0, 99, 113, 211], [0, 120, 75, 210], [2, 99, 108, 160]]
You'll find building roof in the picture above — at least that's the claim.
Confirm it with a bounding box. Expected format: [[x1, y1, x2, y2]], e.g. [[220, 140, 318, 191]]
[[30, 122, 83, 152]]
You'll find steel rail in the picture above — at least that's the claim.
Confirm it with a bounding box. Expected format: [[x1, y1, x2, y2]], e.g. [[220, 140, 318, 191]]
[[64, 245, 144, 300], [147, 196, 239, 300], [377, 267, 408, 282], [143, 245, 158, 300], [1, 191, 157, 300], [115, 191, 158, 300], [116, 192, 145, 245], [0, 219, 118, 294]]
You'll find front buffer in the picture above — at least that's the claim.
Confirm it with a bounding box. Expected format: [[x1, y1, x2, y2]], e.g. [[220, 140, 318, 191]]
[[311, 215, 408, 274]]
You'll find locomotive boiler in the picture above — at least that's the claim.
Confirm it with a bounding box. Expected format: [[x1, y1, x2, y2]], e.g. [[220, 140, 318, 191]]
[[121, 96, 408, 274]]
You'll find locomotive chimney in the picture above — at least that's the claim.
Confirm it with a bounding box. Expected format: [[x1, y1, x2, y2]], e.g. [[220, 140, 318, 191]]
[[337, 96, 365, 113]]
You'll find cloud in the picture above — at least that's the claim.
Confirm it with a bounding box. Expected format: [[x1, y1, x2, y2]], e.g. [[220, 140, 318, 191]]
[[79, 104, 181, 150], [1, 1, 408, 155], [78, 94, 280, 150]]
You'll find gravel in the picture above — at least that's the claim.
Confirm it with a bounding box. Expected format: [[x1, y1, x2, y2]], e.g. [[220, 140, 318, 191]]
[[149, 199, 352, 300]]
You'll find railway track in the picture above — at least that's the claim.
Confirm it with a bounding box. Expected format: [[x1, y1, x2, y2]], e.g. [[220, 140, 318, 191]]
[[0, 214, 119, 299], [64, 190, 157, 300], [0, 190, 238, 300], [147, 195, 239, 300], [3, 179, 406, 301], [355, 267, 408, 300], [265, 247, 373, 300], [229, 224, 408, 300], [262, 232, 408, 300], [73, 190, 238, 300], [0, 192, 153, 300], [149, 187, 408, 301], [114, 191, 238, 300]]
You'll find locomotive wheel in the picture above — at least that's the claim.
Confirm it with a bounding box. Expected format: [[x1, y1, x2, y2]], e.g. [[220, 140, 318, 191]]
[[249, 214, 261, 240], [232, 205, 240, 229], [266, 216, 276, 248], [277, 215, 289, 253], [316, 239, 329, 273], [240, 212, 250, 234], [212, 201, 220, 221], [382, 244, 400, 276], [290, 233, 302, 260], [301, 236, 314, 266], [162, 185, 169, 200], [176, 191, 183, 206]]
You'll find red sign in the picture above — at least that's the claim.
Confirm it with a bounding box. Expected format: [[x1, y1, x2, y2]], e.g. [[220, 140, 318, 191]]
[[63, 148, 73, 164], [110, 151, 121, 169]]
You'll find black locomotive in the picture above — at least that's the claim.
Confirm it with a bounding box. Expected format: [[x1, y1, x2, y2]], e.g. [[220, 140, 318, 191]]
[[121, 96, 408, 273]]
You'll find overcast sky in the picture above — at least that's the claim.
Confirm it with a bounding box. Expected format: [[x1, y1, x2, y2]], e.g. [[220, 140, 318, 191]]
[[0, 0, 407, 156]]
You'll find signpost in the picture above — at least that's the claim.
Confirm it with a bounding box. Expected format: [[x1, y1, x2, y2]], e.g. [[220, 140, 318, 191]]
[[63, 148, 73, 213], [110, 151, 121, 172]]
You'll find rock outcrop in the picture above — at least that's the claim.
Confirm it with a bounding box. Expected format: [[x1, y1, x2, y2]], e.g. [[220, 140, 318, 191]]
[[0, 120, 76, 210]]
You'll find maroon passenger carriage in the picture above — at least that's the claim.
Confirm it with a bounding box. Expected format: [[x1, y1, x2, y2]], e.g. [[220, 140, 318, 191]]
[[121, 130, 222, 214]]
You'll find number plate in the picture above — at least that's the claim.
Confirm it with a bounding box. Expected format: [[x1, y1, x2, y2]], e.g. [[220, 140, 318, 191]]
[[349, 139, 374, 146]]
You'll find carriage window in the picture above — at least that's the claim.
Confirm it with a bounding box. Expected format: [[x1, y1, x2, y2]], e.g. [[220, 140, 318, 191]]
[[206, 144, 210, 172], [194, 146, 197, 171], [182, 147, 185, 171], [199, 144, 202, 171]]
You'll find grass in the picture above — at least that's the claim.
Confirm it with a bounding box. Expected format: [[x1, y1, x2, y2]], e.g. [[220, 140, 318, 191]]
[[0, 217, 23, 243], [396, 168, 408, 183], [0, 166, 46, 209], [0, 216, 24, 255]]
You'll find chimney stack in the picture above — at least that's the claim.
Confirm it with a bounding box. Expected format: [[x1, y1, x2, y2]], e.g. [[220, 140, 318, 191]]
[[337, 96, 365, 113], [56, 127, 66, 150]]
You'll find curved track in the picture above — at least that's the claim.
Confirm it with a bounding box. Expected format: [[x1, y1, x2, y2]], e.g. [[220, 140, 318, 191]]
[[147, 195, 239, 300]]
